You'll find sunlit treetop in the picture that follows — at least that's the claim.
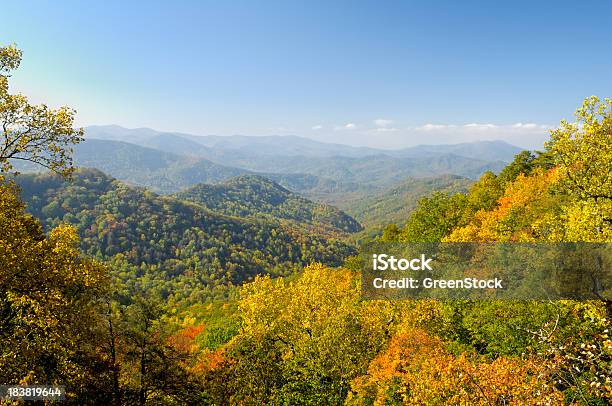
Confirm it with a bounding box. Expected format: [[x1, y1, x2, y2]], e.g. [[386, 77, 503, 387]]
[[0, 44, 83, 177]]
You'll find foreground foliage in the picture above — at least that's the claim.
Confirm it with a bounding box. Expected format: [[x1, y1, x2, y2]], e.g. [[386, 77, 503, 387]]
[[375, 96, 612, 403], [0, 180, 110, 400]]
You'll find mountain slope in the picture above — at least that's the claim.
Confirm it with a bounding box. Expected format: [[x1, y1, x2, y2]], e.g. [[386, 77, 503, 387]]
[[392, 140, 522, 162], [16, 126, 521, 197], [139, 133, 213, 157], [73, 139, 249, 193], [220, 153, 507, 186], [13, 138, 368, 196], [15, 169, 356, 303], [337, 175, 473, 228], [86, 125, 522, 162], [72, 140, 505, 196], [175, 175, 362, 234]]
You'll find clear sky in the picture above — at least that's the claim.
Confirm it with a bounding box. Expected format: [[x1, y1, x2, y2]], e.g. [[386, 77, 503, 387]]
[[3, 0, 611, 148]]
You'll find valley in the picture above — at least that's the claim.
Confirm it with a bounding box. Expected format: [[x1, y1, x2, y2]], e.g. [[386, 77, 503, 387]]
[[12, 128, 519, 307]]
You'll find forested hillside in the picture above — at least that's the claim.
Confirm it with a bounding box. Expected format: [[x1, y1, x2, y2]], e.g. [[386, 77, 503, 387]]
[[197, 151, 507, 186], [15, 169, 356, 304], [12, 138, 251, 193], [75, 139, 249, 193], [331, 174, 473, 229], [175, 175, 362, 234], [193, 97, 610, 405]]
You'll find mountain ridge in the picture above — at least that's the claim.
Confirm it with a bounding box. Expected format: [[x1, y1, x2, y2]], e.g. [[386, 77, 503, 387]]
[[85, 125, 522, 161], [175, 174, 363, 234], [14, 168, 357, 303]]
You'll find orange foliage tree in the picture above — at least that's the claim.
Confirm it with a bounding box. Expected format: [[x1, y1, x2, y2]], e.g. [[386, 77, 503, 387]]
[[347, 328, 564, 405]]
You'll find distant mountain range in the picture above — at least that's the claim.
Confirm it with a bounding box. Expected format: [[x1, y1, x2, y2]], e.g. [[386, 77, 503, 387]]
[[48, 125, 517, 194], [85, 125, 382, 158], [86, 124, 522, 161], [15, 125, 523, 230]]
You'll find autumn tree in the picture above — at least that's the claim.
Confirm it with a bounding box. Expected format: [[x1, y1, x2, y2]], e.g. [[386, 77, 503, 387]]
[[210, 264, 395, 404], [0, 44, 83, 176], [116, 295, 205, 405], [346, 328, 564, 405], [445, 168, 564, 242], [547, 96, 612, 203], [0, 44, 118, 404], [0, 44, 21, 95], [546, 96, 612, 242], [0, 181, 112, 401]]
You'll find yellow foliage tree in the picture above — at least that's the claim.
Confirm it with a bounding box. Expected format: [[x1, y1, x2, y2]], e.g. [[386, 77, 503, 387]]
[[1, 44, 83, 176], [215, 264, 396, 404], [0, 180, 109, 395]]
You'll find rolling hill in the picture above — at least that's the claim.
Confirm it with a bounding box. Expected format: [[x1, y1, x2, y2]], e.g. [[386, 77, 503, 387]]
[[15, 125, 523, 230], [335, 174, 473, 229], [220, 153, 506, 186], [14, 169, 357, 304], [175, 175, 362, 234], [15, 138, 368, 195], [19, 137, 496, 196], [86, 125, 522, 162], [83, 125, 520, 190], [57, 136, 507, 196], [72, 139, 249, 192]]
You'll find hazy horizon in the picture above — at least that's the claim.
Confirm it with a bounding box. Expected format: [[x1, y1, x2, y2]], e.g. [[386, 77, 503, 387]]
[[85, 123, 532, 151]]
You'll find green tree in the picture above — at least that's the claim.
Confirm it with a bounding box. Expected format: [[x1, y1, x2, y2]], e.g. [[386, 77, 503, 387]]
[[400, 192, 468, 242], [213, 264, 394, 404], [117, 295, 204, 405], [380, 223, 400, 242], [465, 170, 503, 212], [497, 149, 555, 186]]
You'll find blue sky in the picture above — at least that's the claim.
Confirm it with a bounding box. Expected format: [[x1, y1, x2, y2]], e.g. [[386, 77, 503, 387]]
[[3, 0, 611, 148]]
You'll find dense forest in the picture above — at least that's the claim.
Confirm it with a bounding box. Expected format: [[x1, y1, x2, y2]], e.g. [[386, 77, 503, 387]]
[[334, 174, 473, 230], [1, 43, 610, 404], [199, 97, 610, 405], [175, 175, 362, 234], [14, 169, 357, 305]]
